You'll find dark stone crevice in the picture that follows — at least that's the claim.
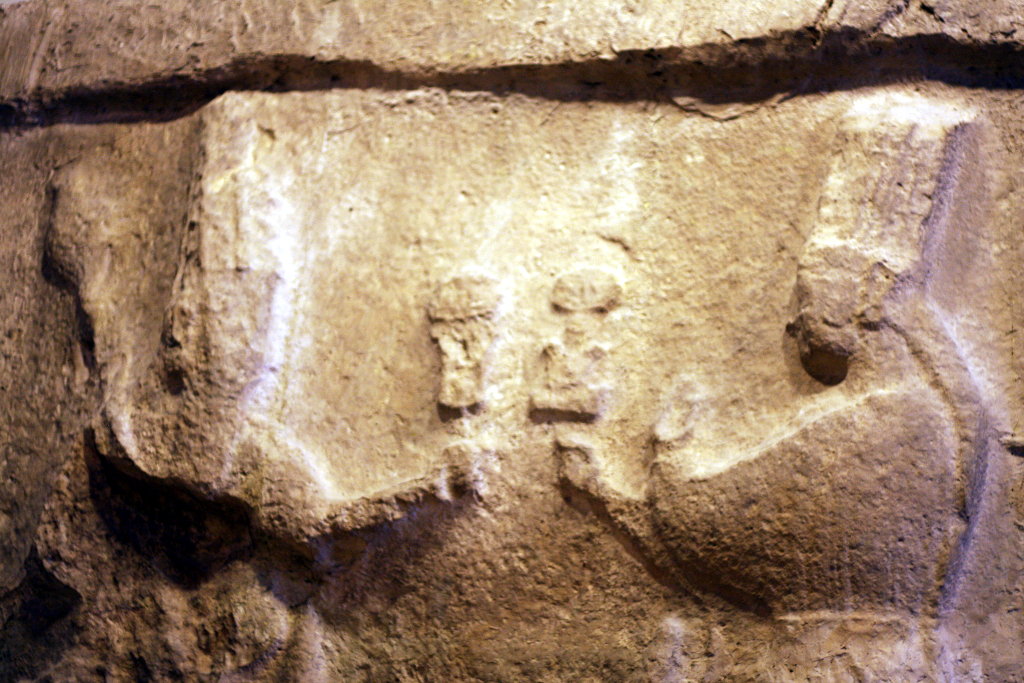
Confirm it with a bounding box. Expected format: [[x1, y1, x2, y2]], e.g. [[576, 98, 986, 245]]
[[437, 401, 483, 423], [529, 407, 599, 425], [798, 344, 850, 385], [1, 30, 1024, 129], [0, 548, 81, 681]]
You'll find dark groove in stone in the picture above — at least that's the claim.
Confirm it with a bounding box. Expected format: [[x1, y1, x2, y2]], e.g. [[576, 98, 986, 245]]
[[529, 407, 599, 425], [1, 30, 1024, 128], [39, 182, 98, 371]]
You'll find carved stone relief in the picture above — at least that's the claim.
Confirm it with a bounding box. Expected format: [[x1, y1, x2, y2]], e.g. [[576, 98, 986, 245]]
[[429, 274, 500, 413], [3, 17, 1024, 678], [531, 268, 622, 423], [558, 92, 1007, 664]]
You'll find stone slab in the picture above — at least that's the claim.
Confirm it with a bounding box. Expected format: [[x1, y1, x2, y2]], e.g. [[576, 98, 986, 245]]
[[2, 0, 1023, 115], [3, 84, 1024, 678]]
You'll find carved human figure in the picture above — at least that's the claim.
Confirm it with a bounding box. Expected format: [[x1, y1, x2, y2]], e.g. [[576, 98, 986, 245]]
[[428, 274, 500, 411], [559, 94, 996, 623], [531, 268, 622, 423], [43, 104, 488, 578]]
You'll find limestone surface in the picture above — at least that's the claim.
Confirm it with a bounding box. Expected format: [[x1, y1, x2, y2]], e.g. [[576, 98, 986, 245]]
[[3, 3, 1024, 682]]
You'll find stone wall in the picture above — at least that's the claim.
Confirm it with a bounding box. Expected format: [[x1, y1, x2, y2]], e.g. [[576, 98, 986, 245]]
[[3, 1, 1024, 680]]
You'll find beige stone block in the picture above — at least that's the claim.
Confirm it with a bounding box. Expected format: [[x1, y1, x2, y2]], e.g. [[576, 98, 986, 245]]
[[2, 79, 1023, 679]]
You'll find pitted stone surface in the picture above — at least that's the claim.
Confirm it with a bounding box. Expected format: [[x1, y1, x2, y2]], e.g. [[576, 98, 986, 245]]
[[3, 6, 1024, 681], [3, 0, 1024, 115]]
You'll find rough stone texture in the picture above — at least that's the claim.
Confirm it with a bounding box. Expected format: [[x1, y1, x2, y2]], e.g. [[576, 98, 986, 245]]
[[3, 2, 1024, 682], [3, 0, 1024, 124]]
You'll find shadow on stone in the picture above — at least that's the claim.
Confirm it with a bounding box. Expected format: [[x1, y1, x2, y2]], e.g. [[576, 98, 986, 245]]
[[0, 548, 81, 680], [84, 429, 253, 589]]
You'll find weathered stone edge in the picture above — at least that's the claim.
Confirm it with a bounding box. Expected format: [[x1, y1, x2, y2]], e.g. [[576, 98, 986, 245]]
[[2, 25, 1023, 129]]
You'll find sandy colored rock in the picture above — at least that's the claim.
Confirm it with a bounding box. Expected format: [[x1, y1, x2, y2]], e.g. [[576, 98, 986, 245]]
[[3, 3, 1024, 682], [2, 0, 1024, 121], [0, 0, 822, 102]]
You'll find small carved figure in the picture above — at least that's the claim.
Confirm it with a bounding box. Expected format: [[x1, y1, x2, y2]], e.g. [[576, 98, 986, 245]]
[[531, 268, 621, 423], [428, 275, 501, 411]]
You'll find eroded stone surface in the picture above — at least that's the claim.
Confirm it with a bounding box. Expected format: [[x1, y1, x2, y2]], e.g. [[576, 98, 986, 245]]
[[3, 0, 1024, 120], [429, 274, 501, 410], [0, 0, 825, 104], [3, 33, 1024, 682]]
